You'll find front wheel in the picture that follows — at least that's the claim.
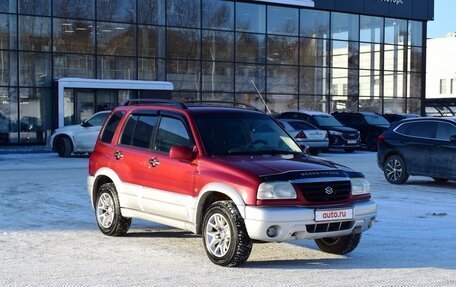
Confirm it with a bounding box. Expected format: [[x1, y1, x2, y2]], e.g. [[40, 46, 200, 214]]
[[315, 233, 361, 255], [95, 183, 131, 236], [384, 155, 409, 184], [56, 136, 73, 157], [202, 201, 252, 267]]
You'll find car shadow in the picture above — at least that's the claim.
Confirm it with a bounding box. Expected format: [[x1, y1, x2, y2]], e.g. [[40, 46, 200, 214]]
[[126, 230, 198, 239]]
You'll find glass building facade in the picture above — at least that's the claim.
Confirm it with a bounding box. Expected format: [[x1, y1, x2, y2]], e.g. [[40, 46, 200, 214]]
[[0, 0, 431, 145]]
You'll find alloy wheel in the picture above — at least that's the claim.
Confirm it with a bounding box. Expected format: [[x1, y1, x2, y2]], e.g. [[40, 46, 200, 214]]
[[385, 159, 403, 182], [97, 193, 115, 229], [205, 213, 232, 258]]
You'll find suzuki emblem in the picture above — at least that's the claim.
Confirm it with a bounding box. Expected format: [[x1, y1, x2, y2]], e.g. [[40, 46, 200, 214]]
[[325, 186, 334, 195]]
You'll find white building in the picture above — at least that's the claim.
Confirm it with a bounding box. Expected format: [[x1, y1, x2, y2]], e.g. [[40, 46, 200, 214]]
[[427, 33, 456, 98]]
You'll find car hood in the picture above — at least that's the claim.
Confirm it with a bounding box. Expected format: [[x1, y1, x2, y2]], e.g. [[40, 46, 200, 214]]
[[320, 126, 359, 133], [210, 154, 359, 179], [54, 124, 83, 133]]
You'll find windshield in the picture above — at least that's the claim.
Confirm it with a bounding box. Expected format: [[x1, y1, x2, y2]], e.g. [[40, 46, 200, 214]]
[[194, 112, 302, 156], [313, 115, 343, 127], [364, 115, 390, 125]]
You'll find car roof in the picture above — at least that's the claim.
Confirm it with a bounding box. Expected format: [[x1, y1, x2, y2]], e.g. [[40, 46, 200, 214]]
[[283, 110, 331, 116], [399, 117, 456, 123]]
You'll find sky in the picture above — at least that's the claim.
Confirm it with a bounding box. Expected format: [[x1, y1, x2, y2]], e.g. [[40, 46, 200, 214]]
[[427, 0, 456, 38]]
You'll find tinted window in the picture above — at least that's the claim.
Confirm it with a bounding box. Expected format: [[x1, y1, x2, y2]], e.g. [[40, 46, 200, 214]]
[[436, 122, 456, 141], [155, 117, 192, 153], [363, 114, 390, 125], [395, 123, 409, 134], [86, 112, 108, 127], [120, 115, 138, 145], [288, 121, 315, 130], [132, 116, 157, 148], [407, 122, 436, 138], [100, 111, 124, 143], [313, 115, 343, 127]]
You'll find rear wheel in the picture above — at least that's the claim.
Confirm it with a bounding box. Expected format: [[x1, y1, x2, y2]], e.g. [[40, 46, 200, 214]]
[[315, 234, 361, 255], [95, 183, 131, 236], [55, 136, 73, 157], [202, 201, 252, 267], [384, 155, 409, 184], [433, 178, 449, 183]]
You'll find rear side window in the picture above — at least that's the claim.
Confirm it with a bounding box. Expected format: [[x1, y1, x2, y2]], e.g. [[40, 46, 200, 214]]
[[155, 117, 193, 153], [120, 116, 138, 145], [406, 122, 436, 138], [436, 122, 456, 140], [100, 111, 125, 143]]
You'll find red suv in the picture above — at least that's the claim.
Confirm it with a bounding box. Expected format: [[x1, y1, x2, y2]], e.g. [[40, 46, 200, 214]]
[[87, 100, 377, 267]]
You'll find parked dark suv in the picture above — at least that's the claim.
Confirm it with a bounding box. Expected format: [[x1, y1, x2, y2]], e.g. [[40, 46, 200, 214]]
[[378, 117, 456, 184], [88, 100, 376, 267], [278, 111, 360, 153], [333, 112, 390, 151]]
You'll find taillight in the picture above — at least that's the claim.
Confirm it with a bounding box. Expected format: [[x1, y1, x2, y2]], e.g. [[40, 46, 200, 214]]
[[377, 135, 385, 148], [295, 131, 307, 139]]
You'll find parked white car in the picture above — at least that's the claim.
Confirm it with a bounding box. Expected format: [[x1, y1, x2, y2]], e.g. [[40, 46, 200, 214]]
[[50, 111, 110, 157], [278, 119, 329, 155]]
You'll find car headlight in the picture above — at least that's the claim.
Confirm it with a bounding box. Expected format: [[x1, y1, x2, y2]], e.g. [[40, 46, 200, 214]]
[[351, 178, 371, 196], [329, 130, 343, 136], [257, 181, 297, 200]]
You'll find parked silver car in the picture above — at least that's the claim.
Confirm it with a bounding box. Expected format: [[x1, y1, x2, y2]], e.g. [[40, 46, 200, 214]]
[[278, 119, 329, 155], [50, 111, 110, 157]]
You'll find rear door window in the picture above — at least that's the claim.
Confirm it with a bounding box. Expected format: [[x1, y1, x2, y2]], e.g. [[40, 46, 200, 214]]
[[120, 115, 138, 146], [407, 122, 436, 139], [100, 111, 125, 143], [132, 116, 158, 149], [436, 122, 456, 141], [155, 117, 193, 154]]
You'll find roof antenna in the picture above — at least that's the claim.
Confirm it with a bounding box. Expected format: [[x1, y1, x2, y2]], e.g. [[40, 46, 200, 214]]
[[251, 80, 272, 115]]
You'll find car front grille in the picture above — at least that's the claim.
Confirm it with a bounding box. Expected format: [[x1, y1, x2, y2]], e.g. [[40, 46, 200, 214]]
[[306, 221, 355, 233], [341, 132, 359, 140], [296, 181, 351, 202]]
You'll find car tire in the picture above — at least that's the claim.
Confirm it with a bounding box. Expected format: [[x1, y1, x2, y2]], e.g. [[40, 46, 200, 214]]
[[433, 178, 449, 183], [95, 183, 131, 236], [309, 149, 320, 156], [315, 234, 361, 255], [384, 155, 409, 184], [56, 136, 73, 158], [344, 148, 355, 153], [202, 201, 252, 267], [366, 137, 378, 152]]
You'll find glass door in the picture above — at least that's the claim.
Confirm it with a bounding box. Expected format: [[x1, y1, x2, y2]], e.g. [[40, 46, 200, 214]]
[[75, 90, 95, 124]]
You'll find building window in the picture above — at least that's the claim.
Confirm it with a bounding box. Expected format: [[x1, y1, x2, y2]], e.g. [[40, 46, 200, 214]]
[[440, 79, 447, 95], [451, 79, 455, 94]]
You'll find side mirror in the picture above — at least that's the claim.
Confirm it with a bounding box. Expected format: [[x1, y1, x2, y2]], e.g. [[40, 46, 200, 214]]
[[81, 120, 90, 128], [450, 135, 456, 143], [169, 146, 196, 161]]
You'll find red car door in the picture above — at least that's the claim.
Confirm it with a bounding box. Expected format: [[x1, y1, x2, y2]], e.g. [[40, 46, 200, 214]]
[[141, 113, 197, 222], [109, 112, 160, 211]]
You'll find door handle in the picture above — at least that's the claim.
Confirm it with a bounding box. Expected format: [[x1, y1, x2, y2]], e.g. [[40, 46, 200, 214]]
[[113, 151, 123, 160], [149, 158, 160, 167]]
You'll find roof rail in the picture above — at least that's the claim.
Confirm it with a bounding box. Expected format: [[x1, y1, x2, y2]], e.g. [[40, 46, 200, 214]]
[[119, 99, 187, 109], [184, 100, 260, 111]]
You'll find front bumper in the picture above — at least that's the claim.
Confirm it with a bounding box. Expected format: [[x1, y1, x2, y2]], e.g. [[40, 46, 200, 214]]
[[296, 140, 329, 149], [244, 200, 376, 242]]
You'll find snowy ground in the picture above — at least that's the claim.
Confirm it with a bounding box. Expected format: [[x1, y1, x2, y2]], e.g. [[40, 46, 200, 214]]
[[0, 151, 455, 287]]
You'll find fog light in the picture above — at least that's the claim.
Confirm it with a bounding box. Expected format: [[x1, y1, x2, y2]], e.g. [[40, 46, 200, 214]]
[[266, 226, 278, 238]]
